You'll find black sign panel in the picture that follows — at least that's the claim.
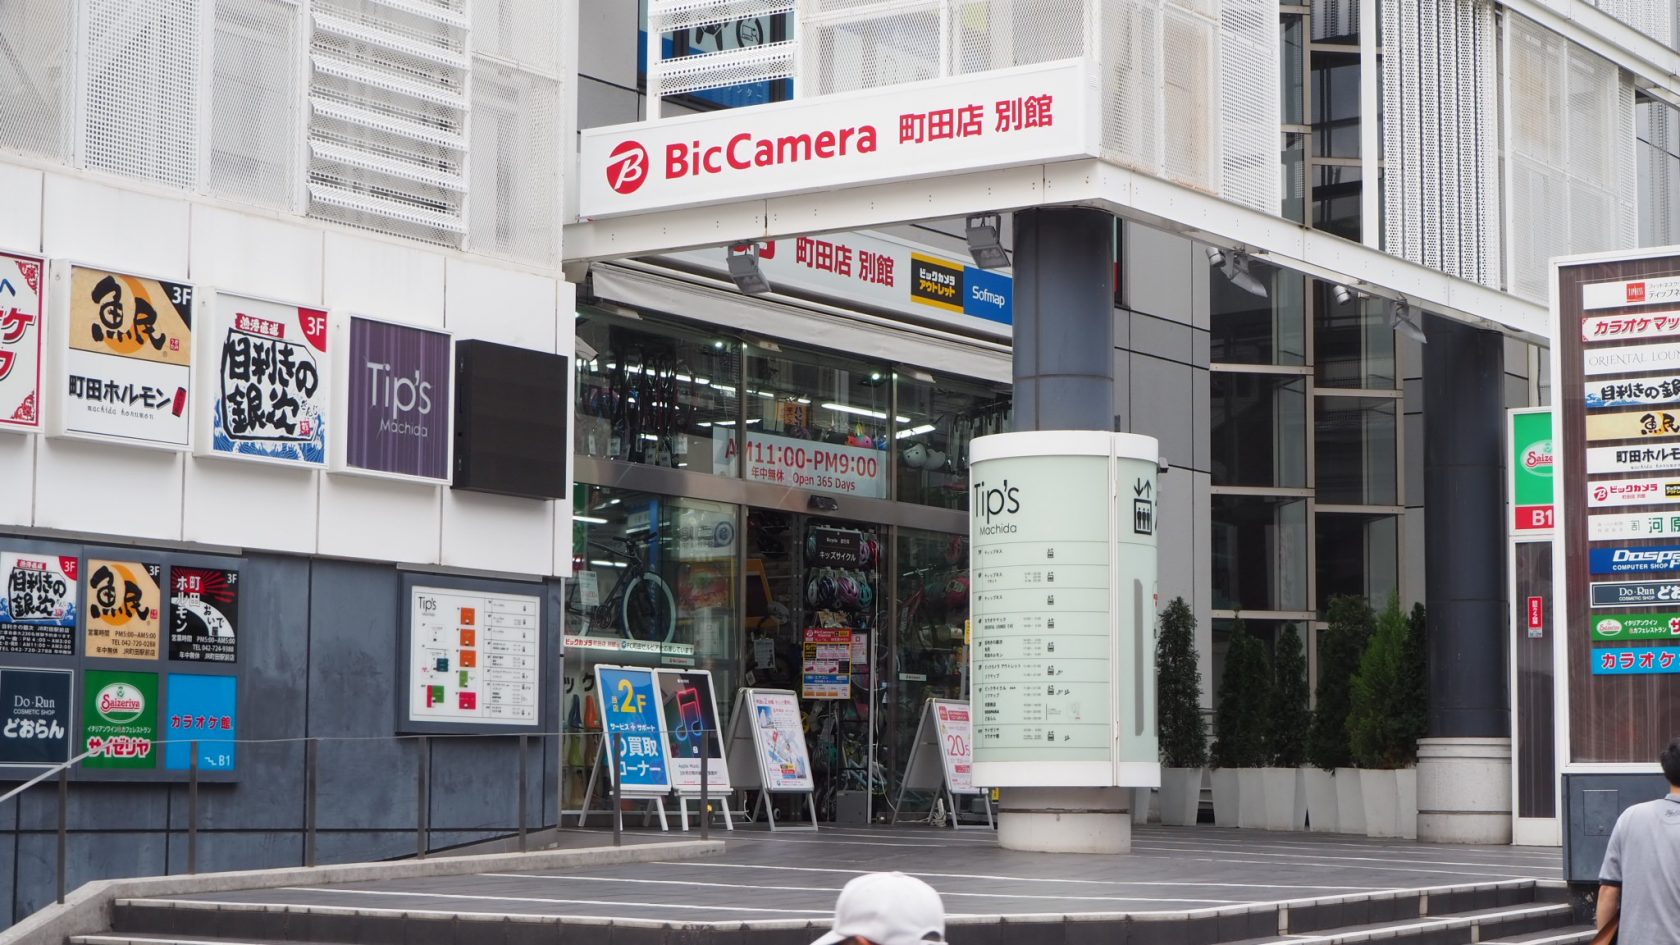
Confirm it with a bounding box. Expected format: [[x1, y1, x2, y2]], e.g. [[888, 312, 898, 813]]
[[168, 567, 240, 663], [807, 527, 870, 568], [0, 668, 73, 766], [909, 254, 965, 314], [452, 340, 570, 500]]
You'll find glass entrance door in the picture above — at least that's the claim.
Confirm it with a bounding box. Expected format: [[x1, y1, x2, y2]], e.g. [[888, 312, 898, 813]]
[[743, 510, 885, 822]]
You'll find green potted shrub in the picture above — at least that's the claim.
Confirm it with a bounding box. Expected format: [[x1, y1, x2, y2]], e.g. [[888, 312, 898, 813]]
[[1262, 623, 1310, 830], [1211, 617, 1270, 828], [1349, 593, 1428, 838], [1309, 594, 1374, 834], [1155, 598, 1208, 826]]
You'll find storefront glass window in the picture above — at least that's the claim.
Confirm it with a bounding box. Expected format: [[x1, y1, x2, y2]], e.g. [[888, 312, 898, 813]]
[[575, 308, 742, 472], [737, 344, 894, 499], [1316, 512, 1398, 608], [1211, 494, 1309, 612], [561, 487, 740, 809], [1210, 373, 1308, 488], [894, 373, 1011, 510], [890, 528, 971, 815], [1314, 395, 1398, 506], [1211, 264, 1306, 366], [1314, 284, 1396, 388]]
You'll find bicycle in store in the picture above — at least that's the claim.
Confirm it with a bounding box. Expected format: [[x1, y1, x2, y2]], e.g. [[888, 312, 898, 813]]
[[566, 537, 678, 644]]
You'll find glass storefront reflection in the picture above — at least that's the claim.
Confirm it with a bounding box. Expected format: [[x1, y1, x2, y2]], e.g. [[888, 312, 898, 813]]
[[888, 528, 972, 820], [894, 373, 1011, 510]]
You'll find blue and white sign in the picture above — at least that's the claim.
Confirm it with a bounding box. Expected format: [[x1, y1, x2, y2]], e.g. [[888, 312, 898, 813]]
[[1590, 546, 1680, 574], [1591, 646, 1680, 675], [164, 674, 237, 771], [1590, 580, 1680, 608], [1585, 374, 1680, 410], [594, 665, 671, 793], [963, 267, 1013, 324]]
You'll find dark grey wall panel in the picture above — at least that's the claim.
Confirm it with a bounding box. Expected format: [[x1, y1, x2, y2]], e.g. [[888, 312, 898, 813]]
[[15, 832, 167, 919]]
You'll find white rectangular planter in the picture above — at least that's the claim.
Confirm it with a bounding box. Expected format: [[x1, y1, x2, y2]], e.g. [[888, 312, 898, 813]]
[[1131, 786, 1153, 825], [1237, 769, 1267, 828], [1159, 767, 1204, 826], [1335, 767, 1367, 835], [1361, 768, 1419, 838], [1301, 767, 1340, 832], [1211, 768, 1242, 827], [1259, 767, 1301, 830]]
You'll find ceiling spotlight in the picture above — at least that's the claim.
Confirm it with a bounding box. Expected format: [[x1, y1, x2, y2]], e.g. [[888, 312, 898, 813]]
[[1387, 297, 1429, 345], [965, 214, 1010, 270], [727, 242, 772, 295], [1207, 246, 1268, 298], [1332, 284, 1356, 305]]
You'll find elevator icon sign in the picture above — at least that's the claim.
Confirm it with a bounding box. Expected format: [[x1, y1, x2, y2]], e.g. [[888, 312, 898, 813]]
[[1133, 478, 1155, 535]]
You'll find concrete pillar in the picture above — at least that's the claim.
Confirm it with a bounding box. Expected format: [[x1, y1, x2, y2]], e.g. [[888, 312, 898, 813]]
[[1419, 313, 1511, 844], [1000, 207, 1130, 853]]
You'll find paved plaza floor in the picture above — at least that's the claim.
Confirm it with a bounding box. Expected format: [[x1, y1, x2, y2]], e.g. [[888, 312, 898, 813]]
[[150, 824, 1565, 924]]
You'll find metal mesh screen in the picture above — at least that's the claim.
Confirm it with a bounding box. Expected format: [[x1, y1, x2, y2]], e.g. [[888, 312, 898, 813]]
[[1100, 0, 1159, 174], [1160, 5, 1218, 192], [1379, 0, 1498, 285], [306, 0, 470, 247], [471, 0, 559, 75], [1312, 0, 1357, 40], [81, 0, 202, 189], [468, 59, 559, 265], [1096, 0, 1218, 195], [1219, 0, 1277, 212], [1505, 14, 1636, 302], [1587, 1, 1674, 44], [800, 0, 941, 95], [209, 0, 302, 210], [0, 0, 74, 161]]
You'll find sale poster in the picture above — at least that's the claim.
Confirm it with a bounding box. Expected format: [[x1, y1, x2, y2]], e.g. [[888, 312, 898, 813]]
[[164, 673, 237, 771], [801, 627, 852, 699], [205, 293, 329, 466], [81, 669, 157, 769], [168, 567, 239, 663], [61, 265, 193, 448], [84, 559, 162, 660], [749, 689, 813, 791], [0, 552, 78, 656], [0, 251, 45, 432], [933, 700, 977, 793], [0, 667, 73, 767]]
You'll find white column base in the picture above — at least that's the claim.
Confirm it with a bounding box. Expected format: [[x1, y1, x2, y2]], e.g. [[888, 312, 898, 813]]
[[1416, 737, 1512, 845], [997, 787, 1133, 853]]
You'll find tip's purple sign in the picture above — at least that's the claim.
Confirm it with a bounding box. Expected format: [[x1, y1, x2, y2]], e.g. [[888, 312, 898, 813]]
[[341, 317, 451, 481]]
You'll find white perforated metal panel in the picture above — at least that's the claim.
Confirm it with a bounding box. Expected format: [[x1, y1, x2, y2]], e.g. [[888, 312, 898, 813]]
[[1504, 14, 1637, 302], [306, 0, 470, 246], [649, 0, 794, 109], [471, 0, 558, 75], [1586, 1, 1673, 45], [81, 0, 203, 189], [798, 0, 940, 95], [1379, 0, 1497, 285], [1160, 5, 1218, 192], [1101, 0, 1159, 175], [209, 0, 302, 210], [1219, 0, 1277, 212], [0, 0, 75, 161], [468, 59, 558, 265]]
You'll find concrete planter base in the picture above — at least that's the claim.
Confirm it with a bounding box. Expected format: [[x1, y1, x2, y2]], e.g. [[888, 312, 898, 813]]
[[1211, 768, 1242, 827], [1335, 767, 1366, 835], [1259, 768, 1303, 830], [1237, 769, 1267, 828], [1301, 767, 1339, 832], [1360, 768, 1419, 838], [1160, 768, 1204, 826]]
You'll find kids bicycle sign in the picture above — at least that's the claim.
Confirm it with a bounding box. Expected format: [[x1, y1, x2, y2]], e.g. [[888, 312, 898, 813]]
[[580, 60, 1095, 218]]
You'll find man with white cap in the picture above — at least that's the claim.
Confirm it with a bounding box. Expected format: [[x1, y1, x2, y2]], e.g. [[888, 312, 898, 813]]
[[811, 872, 948, 945]]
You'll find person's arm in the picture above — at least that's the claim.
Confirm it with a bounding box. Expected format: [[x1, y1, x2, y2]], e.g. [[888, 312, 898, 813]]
[[1597, 884, 1621, 932]]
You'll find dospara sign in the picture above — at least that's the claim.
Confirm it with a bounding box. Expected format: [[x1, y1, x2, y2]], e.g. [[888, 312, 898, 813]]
[[579, 60, 1095, 218]]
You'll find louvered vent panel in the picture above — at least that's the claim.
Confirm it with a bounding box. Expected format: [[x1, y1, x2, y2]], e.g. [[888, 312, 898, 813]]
[[1219, 0, 1278, 213], [468, 60, 558, 265], [1379, 0, 1497, 285], [306, 0, 469, 246], [650, 0, 793, 104], [82, 0, 202, 188], [209, 0, 302, 210], [1505, 14, 1636, 302], [0, 0, 74, 160]]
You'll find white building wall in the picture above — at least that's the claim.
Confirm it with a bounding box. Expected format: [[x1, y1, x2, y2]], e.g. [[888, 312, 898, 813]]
[[0, 168, 575, 578]]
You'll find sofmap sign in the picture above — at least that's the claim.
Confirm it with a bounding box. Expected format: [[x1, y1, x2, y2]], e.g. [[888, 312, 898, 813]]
[[0, 251, 45, 433], [201, 293, 329, 467], [1590, 546, 1680, 574], [0, 667, 72, 767], [55, 264, 193, 448], [580, 60, 1094, 218], [338, 315, 451, 481]]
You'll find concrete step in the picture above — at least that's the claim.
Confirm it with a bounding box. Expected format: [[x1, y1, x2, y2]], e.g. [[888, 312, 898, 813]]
[[1478, 930, 1596, 945], [1231, 903, 1580, 945]]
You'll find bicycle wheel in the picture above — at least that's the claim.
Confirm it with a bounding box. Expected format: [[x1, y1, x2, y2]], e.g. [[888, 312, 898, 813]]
[[619, 572, 677, 643]]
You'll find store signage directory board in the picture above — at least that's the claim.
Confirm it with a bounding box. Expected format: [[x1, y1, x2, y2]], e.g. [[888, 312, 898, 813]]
[[406, 584, 541, 729], [967, 430, 1159, 789], [1552, 251, 1680, 768]]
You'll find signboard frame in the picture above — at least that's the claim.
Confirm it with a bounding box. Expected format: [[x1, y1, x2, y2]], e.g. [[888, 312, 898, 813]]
[[892, 698, 991, 830], [330, 312, 454, 484], [725, 687, 818, 831], [651, 667, 730, 794], [196, 289, 332, 469], [0, 666, 73, 768], [0, 248, 47, 435], [396, 572, 550, 736], [46, 260, 195, 451]]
